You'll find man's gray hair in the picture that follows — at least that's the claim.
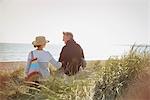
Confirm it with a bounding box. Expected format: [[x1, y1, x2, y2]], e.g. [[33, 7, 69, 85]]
[[63, 32, 73, 38]]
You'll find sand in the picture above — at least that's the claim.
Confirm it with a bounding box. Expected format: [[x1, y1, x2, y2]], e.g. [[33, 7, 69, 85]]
[[0, 61, 26, 72]]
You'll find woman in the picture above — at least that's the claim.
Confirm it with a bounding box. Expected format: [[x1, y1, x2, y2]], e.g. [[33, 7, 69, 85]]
[[25, 36, 62, 81]]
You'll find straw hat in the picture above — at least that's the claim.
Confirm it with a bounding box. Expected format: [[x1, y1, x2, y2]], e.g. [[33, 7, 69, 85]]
[[32, 36, 49, 46]]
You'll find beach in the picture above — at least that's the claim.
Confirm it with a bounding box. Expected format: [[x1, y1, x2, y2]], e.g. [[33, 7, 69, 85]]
[[0, 61, 26, 73]]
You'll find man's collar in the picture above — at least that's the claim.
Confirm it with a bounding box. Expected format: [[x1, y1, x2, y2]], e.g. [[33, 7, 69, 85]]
[[66, 39, 75, 45]]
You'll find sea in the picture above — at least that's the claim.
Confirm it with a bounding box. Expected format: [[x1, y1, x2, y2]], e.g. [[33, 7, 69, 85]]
[[0, 43, 148, 62], [0, 43, 63, 62]]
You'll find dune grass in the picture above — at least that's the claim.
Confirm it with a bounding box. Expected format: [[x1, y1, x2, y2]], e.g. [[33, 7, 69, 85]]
[[93, 46, 150, 100], [0, 46, 150, 100], [0, 61, 98, 100]]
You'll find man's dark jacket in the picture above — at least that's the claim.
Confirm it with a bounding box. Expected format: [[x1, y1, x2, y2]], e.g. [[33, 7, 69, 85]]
[[59, 39, 84, 76]]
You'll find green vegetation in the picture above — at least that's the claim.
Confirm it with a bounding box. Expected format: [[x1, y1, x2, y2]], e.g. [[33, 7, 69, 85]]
[[0, 46, 150, 100], [0, 63, 96, 100], [93, 46, 150, 100]]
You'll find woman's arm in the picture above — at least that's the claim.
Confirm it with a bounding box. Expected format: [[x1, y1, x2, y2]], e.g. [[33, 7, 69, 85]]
[[50, 57, 62, 69], [48, 52, 62, 69]]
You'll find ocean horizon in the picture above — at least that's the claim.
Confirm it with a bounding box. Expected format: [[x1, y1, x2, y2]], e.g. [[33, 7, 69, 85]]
[[0, 43, 141, 62], [0, 43, 64, 62]]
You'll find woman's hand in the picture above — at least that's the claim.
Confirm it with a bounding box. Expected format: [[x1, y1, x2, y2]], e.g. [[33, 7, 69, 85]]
[[58, 66, 63, 72]]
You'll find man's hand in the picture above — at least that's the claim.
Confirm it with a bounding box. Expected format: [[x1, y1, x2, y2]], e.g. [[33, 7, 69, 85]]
[[81, 58, 86, 69], [58, 66, 63, 72]]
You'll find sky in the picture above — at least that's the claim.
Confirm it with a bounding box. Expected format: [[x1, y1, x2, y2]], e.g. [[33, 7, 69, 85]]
[[0, 0, 149, 59], [148, 0, 150, 39]]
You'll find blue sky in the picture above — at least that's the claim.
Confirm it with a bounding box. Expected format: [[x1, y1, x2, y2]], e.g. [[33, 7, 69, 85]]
[[0, 0, 149, 59]]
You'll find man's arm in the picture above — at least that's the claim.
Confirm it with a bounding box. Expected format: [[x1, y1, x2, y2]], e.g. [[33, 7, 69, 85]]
[[81, 49, 84, 59], [59, 46, 64, 62], [50, 57, 62, 69], [59, 46, 68, 65], [80, 47, 86, 69]]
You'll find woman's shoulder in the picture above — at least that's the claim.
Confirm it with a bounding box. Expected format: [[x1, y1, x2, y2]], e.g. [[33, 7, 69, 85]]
[[30, 50, 37, 53], [45, 50, 52, 55], [39, 50, 52, 56], [30, 49, 52, 56], [32, 50, 48, 53]]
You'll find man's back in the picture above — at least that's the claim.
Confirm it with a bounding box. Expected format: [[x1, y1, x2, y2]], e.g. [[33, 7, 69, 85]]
[[59, 39, 84, 76]]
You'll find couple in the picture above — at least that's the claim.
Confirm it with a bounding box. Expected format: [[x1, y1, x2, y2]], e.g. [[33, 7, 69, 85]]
[[25, 32, 86, 81]]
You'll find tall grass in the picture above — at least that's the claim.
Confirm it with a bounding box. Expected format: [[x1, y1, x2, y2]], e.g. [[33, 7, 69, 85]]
[[93, 46, 150, 100], [0, 46, 149, 100], [0, 63, 96, 100]]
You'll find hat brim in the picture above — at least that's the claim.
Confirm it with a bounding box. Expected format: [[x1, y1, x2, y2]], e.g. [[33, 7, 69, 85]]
[[46, 40, 50, 43], [32, 40, 49, 46]]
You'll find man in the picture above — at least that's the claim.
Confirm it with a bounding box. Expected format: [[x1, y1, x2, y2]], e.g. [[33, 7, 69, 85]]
[[59, 32, 86, 76]]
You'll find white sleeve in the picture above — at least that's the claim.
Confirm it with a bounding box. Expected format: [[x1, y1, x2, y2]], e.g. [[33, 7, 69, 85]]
[[47, 52, 62, 69]]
